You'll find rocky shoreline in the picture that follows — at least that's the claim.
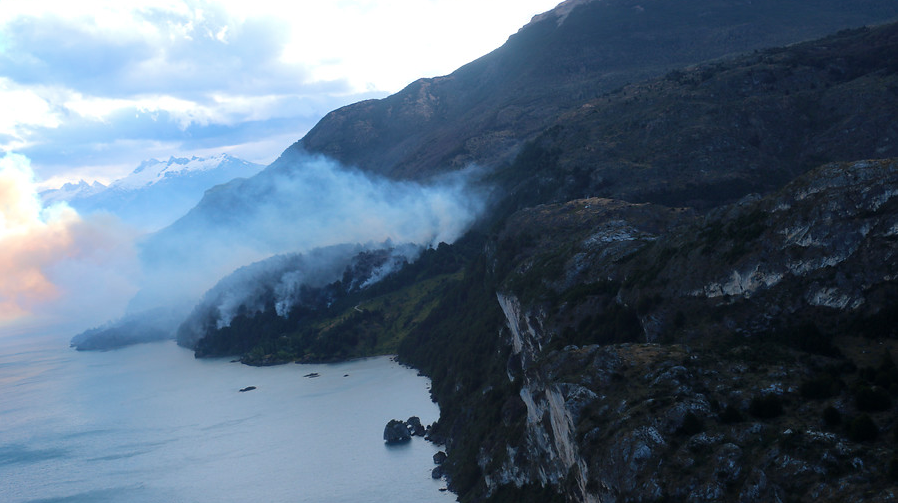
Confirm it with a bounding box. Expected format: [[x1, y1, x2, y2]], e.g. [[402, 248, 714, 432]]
[[383, 416, 452, 484]]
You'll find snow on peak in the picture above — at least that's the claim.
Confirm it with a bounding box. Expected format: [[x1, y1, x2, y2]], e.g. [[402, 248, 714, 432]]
[[39, 153, 263, 231], [115, 153, 240, 190], [40, 179, 107, 205]]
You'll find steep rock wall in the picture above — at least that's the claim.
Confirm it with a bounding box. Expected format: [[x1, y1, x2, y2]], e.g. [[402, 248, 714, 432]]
[[492, 292, 594, 502]]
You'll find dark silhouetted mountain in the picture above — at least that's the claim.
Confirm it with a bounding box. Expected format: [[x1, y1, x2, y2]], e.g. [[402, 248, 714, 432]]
[[404, 157, 898, 502], [490, 22, 898, 211], [299, 0, 898, 180]]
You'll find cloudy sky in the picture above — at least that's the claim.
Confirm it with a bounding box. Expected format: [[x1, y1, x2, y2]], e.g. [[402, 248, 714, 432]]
[[0, 0, 561, 188]]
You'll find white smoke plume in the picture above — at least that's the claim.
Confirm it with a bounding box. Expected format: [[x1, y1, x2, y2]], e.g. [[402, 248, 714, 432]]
[[133, 149, 487, 314], [175, 243, 425, 350], [58, 148, 488, 347]]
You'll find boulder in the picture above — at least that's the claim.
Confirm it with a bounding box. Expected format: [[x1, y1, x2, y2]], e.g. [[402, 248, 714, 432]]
[[433, 451, 448, 465], [407, 416, 426, 436], [384, 419, 411, 443]]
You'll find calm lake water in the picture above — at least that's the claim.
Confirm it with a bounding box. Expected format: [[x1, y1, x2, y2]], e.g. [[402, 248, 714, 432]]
[[0, 331, 455, 502]]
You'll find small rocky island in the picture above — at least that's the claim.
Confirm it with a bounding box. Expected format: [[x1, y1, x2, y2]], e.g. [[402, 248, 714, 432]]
[[383, 416, 448, 479], [383, 416, 428, 443]]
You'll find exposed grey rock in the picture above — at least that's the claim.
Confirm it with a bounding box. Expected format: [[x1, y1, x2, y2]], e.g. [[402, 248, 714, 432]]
[[739, 469, 771, 503], [688, 481, 726, 502], [687, 432, 725, 453], [558, 383, 598, 424], [713, 443, 743, 484]]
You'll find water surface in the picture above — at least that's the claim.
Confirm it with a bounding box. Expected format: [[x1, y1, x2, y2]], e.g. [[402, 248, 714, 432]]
[[0, 333, 453, 502]]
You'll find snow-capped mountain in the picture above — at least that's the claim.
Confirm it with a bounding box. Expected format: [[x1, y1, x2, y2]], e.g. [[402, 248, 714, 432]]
[[110, 154, 254, 191], [41, 179, 107, 206], [41, 154, 264, 231]]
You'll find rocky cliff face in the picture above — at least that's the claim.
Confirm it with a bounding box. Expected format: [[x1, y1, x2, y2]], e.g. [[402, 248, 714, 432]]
[[491, 292, 595, 501], [495, 158, 898, 345], [457, 158, 898, 502], [491, 337, 898, 502]]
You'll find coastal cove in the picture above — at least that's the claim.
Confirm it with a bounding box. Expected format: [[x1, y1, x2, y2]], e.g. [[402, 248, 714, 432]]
[[0, 332, 454, 503]]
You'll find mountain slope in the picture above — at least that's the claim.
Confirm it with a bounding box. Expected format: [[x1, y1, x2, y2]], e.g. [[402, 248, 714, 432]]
[[135, 3, 898, 325], [299, 0, 898, 180], [167, 20, 898, 490], [399, 157, 898, 502], [490, 22, 898, 211]]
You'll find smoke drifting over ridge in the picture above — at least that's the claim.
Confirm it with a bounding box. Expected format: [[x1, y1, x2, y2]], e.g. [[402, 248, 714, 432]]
[[4, 147, 486, 345], [133, 149, 487, 315], [174, 244, 423, 350]]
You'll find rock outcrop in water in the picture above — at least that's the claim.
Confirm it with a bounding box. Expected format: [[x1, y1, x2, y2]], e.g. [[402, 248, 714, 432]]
[[407, 416, 426, 437], [383, 416, 431, 444], [384, 419, 412, 444]]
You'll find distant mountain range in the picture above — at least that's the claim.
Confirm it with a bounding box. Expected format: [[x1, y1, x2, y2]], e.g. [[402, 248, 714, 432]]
[[41, 154, 263, 231]]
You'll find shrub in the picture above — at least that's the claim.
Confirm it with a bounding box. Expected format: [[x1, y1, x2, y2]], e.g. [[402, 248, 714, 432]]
[[677, 412, 704, 436], [719, 404, 744, 424], [790, 322, 840, 357], [673, 310, 686, 329], [855, 385, 892, 412], [800, 375, 838, 399], [749, 394, 784, 419], [823, 406, 842, 427], [847, 414, 878, 442]]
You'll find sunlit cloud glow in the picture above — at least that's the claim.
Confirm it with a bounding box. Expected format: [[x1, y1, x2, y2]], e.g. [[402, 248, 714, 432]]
[[0, 153, 140, 327]]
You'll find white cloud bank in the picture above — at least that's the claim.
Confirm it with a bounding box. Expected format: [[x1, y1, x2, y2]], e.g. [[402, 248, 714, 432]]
[[0, 0, 562, 185]]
